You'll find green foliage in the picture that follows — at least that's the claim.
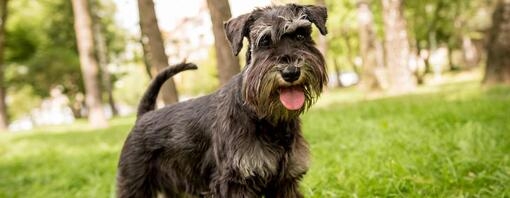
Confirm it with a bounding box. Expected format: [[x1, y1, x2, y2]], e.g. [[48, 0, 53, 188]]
[[41, 0, 78, 51], [325, 0, 359, 71], [3, 0, 127, 119], [1, 81, 509, 197], [402, 0, 492, 52], [91, 0, 128, 59], [6, 86, 42, 120], [112, 65, 150, 106], [22, 48, 83, 97], [5, 0, 80, 99], [180, 47, 220, 95], [5, 25, 38, 63]]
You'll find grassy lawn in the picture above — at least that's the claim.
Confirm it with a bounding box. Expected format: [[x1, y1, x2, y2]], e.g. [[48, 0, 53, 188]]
[[1, 80, 509, 197]]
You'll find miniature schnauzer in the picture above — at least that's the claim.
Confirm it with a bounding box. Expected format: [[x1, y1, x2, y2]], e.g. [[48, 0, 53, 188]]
[[117, 3, 328, 198]]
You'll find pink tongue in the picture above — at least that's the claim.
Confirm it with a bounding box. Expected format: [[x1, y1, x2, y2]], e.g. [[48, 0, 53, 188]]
[[279, 87, 305, 110]]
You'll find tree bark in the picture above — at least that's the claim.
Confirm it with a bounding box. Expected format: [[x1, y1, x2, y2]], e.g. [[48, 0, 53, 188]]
[[333, 58, 344, 87], [138, 0, 179, 104], [71, 0, 108, 128], [341, 29, 363, 87], [462, 36, 482, 68], [206, 0, 241, 86], [357, 0, 387, 91], [483, 0, 510, 85], [342, 30, 357, 74], [382, 0, 416, 93], [0, 0, 8, 131], [91, 7, 118, 116]]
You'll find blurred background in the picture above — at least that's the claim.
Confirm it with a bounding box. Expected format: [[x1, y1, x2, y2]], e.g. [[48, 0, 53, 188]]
[[0, 0, 506, 130], [0, 0, 509, 197]]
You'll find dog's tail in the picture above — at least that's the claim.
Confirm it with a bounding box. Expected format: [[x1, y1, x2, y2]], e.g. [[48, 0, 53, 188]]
[[137, 62, 198, 118]]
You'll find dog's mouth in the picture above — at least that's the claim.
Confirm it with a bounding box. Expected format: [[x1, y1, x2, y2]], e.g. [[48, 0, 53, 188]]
[[279, 85, 305, 110]]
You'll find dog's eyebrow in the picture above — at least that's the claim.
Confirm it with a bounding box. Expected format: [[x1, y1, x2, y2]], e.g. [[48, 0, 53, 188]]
[[283, 19, 311, 34], [254, 16, 312, 44], [255, 26, 272, 45], [268, 15, 311, 41]]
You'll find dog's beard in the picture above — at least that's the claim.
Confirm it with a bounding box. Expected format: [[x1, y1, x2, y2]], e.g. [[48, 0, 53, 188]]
[[242, 50, 327, 123]]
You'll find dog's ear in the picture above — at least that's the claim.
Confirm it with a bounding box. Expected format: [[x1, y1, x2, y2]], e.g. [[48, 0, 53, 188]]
[[303, 5, 328, 35], [224, 13, 251, 56]]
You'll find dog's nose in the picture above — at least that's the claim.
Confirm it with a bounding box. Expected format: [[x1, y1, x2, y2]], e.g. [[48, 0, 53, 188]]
[[281, 66, 301, 82]]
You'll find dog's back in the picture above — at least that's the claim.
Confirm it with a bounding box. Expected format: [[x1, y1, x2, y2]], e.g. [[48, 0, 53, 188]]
[[119, 95, 219, 197], [117, 63, 212, 197]]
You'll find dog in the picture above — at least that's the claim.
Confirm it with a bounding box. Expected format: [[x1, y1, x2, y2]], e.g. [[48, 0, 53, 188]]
[[117, 3, 328, 198]]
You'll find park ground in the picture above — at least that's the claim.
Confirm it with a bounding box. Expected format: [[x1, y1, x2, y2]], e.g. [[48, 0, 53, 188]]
[[1, 71, 509, 197]]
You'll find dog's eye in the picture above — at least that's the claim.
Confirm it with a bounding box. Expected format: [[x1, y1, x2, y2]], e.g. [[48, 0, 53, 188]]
[[295, 33, 305, 41], [258, 35, 271, 47], [294, 27, 310, 41]]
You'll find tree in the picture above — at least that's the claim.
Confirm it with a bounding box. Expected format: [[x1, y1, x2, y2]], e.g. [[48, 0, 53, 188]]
[[138, 0, 179, 104], [325, 0, 359, 87], [382, 0, 416, 93], [356, 0, 386, 91], [206, 0, 240, 86], [71, 0, 108, 128], [91, 0, 118, 116], [406, 0, 471, 83], [0, 0, 8, 131], [483, 0, 510, 85], [6, 0, 85, 118]]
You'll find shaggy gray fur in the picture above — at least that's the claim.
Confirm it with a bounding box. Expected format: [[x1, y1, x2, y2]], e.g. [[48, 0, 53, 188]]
[[117, 4, 328, 198]]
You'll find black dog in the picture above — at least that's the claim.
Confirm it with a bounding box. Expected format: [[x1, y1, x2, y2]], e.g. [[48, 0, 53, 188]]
[[117, 4, 328, 197]]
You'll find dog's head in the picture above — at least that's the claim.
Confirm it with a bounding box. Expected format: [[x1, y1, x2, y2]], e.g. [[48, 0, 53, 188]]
[[224, 4, 328, 122]]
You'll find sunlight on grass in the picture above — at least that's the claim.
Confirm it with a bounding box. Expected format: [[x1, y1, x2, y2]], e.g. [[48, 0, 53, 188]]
[[301, 80, 510, 197], [1, 79, 509, 197], [0, 117, 135, 198]]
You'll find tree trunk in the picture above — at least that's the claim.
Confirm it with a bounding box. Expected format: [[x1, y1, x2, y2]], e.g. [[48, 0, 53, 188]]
[[0, 0, 8, 131], [140, 38, 153, 79], [446, 43, 457, 71], [206, 0, 241, 86], [71, 0, 108, 128], [138, 0, 179, 104], [92, 8, 118, 116], [356, 0, 386, 91], [382, 0, 416, 93], [413, 39, 425, 85], [483, 0, 510, 85], [333, 58, 344, 87], [420, 1, 444, 78], [342, 31, 356, 71], [462, 36, 482, 68]]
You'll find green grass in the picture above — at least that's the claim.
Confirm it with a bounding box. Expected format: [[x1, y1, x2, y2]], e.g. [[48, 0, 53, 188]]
[[1, 80, 509, 197]]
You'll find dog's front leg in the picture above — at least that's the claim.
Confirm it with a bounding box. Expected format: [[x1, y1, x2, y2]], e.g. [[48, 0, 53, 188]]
[[264, 179, 304, 198]]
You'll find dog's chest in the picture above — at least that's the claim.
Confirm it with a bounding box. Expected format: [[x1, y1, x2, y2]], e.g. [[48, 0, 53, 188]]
[[232, 139, 281, 179], [233, 125, 309, 180]]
